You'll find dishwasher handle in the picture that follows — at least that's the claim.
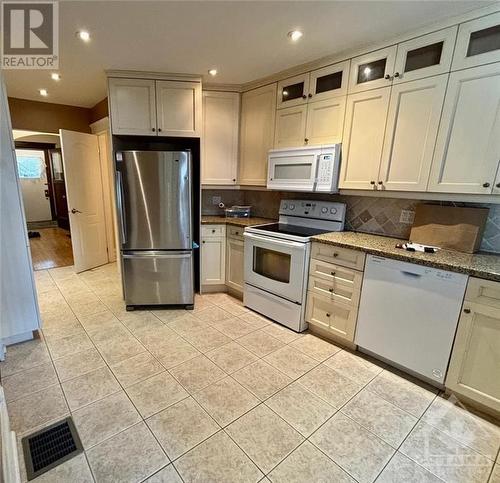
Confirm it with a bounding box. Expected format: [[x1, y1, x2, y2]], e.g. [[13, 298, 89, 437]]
[[401, 270, 422, 278]]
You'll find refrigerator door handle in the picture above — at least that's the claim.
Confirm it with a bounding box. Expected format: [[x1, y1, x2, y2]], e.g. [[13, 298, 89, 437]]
[[116, 170, 127, 244]]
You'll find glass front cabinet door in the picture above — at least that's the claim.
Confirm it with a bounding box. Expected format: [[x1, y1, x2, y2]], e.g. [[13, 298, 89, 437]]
[[308, 60, 350, 102], [277, 74, 310, 109], [393, 27, 458, 83], [452, 11, 500, 70], [348, 46, 397, 94]]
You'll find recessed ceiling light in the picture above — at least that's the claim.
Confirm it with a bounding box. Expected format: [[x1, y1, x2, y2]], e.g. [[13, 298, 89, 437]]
[[288, 30, 303, 42], [208, 69, 217, 76], [39, 89, 48, 97], [76, 30, 90, 42], [51, 73, 61, 81]]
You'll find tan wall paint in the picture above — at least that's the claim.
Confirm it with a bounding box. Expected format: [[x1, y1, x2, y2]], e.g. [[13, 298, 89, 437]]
[[90, 98, 109, 124], [8, 97, 92, 133]]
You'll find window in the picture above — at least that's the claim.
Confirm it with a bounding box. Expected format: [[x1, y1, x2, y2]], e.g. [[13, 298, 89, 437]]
[[15, 150, 45, 179]]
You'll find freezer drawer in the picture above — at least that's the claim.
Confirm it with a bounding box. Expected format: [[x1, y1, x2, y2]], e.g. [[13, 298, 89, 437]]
[[122, 251, 193, 306]]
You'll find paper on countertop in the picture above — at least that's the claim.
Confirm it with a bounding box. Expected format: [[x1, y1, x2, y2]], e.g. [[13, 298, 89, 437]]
[[397, 242, 441, 253]]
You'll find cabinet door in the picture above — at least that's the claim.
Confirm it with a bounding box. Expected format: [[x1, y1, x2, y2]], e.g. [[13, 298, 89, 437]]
[[226, 236, 244, 292], [339, 87, 391, 190], [393, 27, 457, 83], [428, 63, 500, 194], [277, 73, 309, 109], [239, 84, 277, 186], [348, 46, 397, 94], [452, 12, 500, 71], [274, 105, 308, 148], [446, 302, 500, 413], [379, 74, 448, 191], [305, 96, 346, 146], [156, 80, 202, 137], [202, 91, 239, 185], [309, 60, 350, 102], [108, 78, 156, 135], [201, 236, 226, 285]]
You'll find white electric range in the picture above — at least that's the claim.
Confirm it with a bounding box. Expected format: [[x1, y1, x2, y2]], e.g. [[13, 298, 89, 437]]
[[243, 199, 346, 332]]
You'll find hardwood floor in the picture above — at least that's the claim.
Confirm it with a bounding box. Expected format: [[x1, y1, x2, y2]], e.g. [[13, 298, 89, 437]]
[[29, 227, 74, 270]]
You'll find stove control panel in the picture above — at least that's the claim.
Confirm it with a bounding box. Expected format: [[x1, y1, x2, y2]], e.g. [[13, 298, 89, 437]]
[[279, 200, 346, 222]]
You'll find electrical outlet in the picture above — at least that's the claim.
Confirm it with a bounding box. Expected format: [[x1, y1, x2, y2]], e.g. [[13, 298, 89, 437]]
[[399, 209, 415, 224], [212, 196, 222, 205]]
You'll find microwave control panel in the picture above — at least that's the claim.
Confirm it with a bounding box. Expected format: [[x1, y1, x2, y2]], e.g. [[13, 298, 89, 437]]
[[315, 146, 341, 193]]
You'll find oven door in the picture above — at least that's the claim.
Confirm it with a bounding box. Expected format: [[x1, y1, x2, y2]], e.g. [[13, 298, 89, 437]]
[[244, 232, 307, 303], [267, 151, 318, 191]]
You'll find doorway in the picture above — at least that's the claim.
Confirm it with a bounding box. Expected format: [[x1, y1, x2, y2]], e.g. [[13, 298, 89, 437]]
[[13, 135, 75, 271]]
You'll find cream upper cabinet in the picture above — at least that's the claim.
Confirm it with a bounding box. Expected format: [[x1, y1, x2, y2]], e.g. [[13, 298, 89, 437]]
[[393, 27, 457, 84], [202, 91, 239, 185], [348, 46, 397, 94], [305, 97, 346, 146], [239, 83, 277, 186], [446, 277, 500, 413], [274, 105, 308, 148], [277, 73, 310, 109], [108, 78, 156, 135], [156, 80, 202, 137], [308, 61, 350, 102], [452, 12, 500, 71], [428, 63, 500, 194], [340, 87, 391, 190], [378, 74, 448, 191]]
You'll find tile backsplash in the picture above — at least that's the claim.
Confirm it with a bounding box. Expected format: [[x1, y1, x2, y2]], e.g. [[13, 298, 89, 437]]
[[202, 189, 500, 253]]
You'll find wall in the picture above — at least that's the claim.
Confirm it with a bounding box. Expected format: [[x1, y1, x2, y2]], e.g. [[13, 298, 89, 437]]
[[8, 97, 91, 133], [202, 189, 500, 253], [90, 98, 109, 124]]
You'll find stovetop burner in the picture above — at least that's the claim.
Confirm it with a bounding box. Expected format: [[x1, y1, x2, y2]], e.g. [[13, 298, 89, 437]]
[[250, 223, 332, 238]]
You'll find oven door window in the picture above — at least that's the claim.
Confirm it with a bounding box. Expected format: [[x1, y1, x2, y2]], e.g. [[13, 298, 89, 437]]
[[253, 247, 291, 283]]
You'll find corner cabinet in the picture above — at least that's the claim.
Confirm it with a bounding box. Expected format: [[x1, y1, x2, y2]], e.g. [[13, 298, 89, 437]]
[[428, 63, 500, 194], [202, 91, 240, 185], [108, 77, 201, 137], [239, 83, 277, 186], [446, 277, 500, 413]]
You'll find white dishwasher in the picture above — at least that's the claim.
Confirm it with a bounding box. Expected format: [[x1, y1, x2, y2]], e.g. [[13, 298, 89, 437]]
[[355, 255, 468, 384]]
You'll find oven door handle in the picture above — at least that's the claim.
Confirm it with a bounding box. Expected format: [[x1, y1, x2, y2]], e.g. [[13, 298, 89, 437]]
[[243, 232, 305, 249]]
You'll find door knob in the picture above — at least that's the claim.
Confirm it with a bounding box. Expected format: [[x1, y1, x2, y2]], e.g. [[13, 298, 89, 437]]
[[71, 208, 82, 214]]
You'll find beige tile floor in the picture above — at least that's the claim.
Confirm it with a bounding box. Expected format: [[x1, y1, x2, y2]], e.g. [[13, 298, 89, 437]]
[[1, 262, 499, 483]]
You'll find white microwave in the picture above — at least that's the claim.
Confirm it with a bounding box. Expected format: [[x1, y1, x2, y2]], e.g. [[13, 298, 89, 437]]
[[267, 144, 341, 192]]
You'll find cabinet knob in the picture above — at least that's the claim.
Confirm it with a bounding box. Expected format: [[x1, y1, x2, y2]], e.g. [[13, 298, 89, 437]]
[[212, 229, 216, 233], [384, 74, 391, 80], [328, 288, 333, 293], [333, 253, 338, 258], [463, 308, 471, 314], [232, 178, 236, 182], [302, 94, 307, 99], [370, 180, 376, 185], [304, 138, 309, 143], [151, 128, 156, 132], [330, 271, 336, 276], [394, 72, 400, 78], [202, 240, 206, 244], [496, 183, 500, 188], [483, 182, 491, 188], [326, 313, 331, 317], [235, 231, 239, 235], [308, 93, 313, 98], [158, 128, 162, 132]]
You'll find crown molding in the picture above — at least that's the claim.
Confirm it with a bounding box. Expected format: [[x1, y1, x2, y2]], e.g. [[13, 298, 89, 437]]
[[106, 70, 202, 82]]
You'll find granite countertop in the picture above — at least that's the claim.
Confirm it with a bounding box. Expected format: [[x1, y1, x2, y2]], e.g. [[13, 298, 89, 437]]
[[201, 215, 276, 227], [311, 231, 500, 282]]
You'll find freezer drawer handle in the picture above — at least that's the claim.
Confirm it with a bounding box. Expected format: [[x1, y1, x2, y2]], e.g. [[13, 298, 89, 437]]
[[122, 252, 191, 259]]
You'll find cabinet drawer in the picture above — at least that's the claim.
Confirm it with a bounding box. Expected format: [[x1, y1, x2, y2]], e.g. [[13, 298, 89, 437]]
[[227, 225, 244, 239], [465, 277, 500, 309], [201, 224, 226, 238], [309, 258, 363, 287], [308, 275, 361, 307], [305, 291, 358, 343], [311, 243, 365, 271]]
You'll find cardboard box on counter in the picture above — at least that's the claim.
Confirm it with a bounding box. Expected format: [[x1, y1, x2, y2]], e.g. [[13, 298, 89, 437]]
[[409, 204, 489, 254]]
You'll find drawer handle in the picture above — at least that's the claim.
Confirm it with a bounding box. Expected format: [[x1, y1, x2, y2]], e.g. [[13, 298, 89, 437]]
[[326, 313, 331, 317], [463, 308, 471, 314]]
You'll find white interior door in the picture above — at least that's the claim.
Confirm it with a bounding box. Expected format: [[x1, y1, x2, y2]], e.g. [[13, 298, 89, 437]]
[[60, 129, 108, 273]]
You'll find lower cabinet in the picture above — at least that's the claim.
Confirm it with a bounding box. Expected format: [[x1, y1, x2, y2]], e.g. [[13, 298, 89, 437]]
[[201, 225, 226, 286], [446, 277, 500, 413], [305, 243, 365, 344], [226, 227, 245, 293]]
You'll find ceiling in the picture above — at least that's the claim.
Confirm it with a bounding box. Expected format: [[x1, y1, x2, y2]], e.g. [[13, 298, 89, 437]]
[[4, 0, 494, 108]]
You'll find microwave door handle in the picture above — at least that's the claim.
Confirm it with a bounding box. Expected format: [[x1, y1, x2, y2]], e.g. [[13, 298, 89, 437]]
[[243, 232, 304, 248]]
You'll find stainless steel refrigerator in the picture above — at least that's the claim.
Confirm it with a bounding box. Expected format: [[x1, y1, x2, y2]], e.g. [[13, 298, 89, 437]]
[[115, 150, 194, 309]]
